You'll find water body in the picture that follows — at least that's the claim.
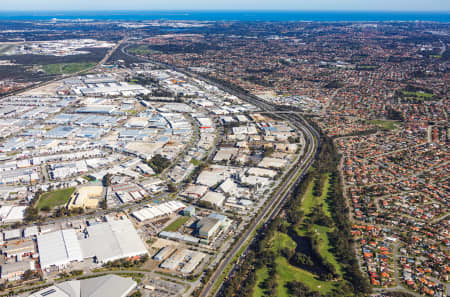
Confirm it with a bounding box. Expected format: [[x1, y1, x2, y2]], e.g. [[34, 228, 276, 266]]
[[0, 10, 449, 22]]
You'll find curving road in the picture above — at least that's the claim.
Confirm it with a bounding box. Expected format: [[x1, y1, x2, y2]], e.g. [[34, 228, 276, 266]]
[[119, 44, 320, 297]]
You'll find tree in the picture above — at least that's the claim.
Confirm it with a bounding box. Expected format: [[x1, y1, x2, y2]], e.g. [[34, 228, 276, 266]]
[[40, 205, 51, 212], [148, 154, 171, 174], [24, 207, 39, 222], [102, 173, 111, 186], [263, 146, 275, 157], [99, 199, 107, 209], [129, 291, 142, 297], [167, 182, 177, 193], [22, 269, 35, 281]]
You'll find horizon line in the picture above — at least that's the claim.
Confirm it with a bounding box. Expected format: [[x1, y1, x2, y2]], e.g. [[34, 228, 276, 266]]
[[0, 9, 449, 13]]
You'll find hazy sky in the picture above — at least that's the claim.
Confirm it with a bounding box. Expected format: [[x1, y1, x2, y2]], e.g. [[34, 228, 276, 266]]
[[1, 0, 449, 11]]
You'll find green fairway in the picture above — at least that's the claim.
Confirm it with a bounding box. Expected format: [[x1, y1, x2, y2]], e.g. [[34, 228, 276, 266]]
[[253, 267, 269, 297], [163, 216, 189, 232], [42, 62, 96, 75], [299, 180, 315, 216], [299, 174, 331, 216], [271, 232, 297, 253], [37, 187, 75, 210], [251, 173, 344, 296], [313, 225, 342, 277], [368, 120, 398, 130], [275, 256, 335, 296], [401, 91, 434, 98], [301, 175, 342, 276], [400, 90, 435, 101], [319, 175, 332, 217]]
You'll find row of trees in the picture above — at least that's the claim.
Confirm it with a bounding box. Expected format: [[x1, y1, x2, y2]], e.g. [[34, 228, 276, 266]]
[[316, 135, 371, 295], [220, 126, 371, 296], [103, 254, 149, 269]]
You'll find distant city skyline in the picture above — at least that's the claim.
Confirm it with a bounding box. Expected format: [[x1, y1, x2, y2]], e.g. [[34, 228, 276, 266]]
[[1, 0, 449, 12]]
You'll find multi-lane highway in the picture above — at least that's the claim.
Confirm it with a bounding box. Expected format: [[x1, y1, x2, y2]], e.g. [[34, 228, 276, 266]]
[[200, 116, 318, 297], [197, 113, 318, 297], [120, 44, 320, 297]]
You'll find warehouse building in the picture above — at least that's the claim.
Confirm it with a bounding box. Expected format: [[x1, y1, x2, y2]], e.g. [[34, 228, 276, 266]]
[[37, 229, 83, 270], [180, 251, 206, 274], [158, 231, 200, 244], [1, 261, 35, 281], [131, 201, 185, 222], [201, 191, 226, 207], [197, 217, 221, 239], [2, 240, 35, 258], [29, 274, 137, 297], [80, 218, 148, 264], [3, 228, 21, 241], [153, 246, 175, 261], [23, 226, 39, 238], [0, 206, 26, 223]]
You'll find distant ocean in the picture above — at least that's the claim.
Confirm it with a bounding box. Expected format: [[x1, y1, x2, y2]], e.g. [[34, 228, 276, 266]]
[[0, 11, 449, 22]]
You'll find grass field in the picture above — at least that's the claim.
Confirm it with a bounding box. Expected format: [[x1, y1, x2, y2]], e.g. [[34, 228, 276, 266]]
[[163, 216, 189, 232], [275, 256, 335, 296], [37, 187, 75, 210], [250, 173, 345, 296], [299, 174, 331, 216], [256, 174, 342, 296], [253, 267, 269, 297], [42, 62, 95, 75], [128, 45, 159, 56], [190, 158, 201, 166], [401, 90, 434, 100], [299, 180, 315, 216], [271, 232, 297, 253], [300, 175, 342, 276], [368, 120, 398, 130], [313, 225, 342, 277]]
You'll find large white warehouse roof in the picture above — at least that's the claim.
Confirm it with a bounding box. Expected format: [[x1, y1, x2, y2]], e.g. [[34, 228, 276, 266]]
[[80, 218, 147, 263], [37, 229, 83, 269]]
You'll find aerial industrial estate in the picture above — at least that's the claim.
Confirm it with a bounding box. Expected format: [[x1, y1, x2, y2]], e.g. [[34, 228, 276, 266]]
[[0, 12, 447, 297]]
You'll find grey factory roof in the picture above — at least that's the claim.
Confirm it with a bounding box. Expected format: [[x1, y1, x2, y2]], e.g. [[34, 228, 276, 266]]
[[79, 218, 147, 263], [28, 274, 136, 297], [37, 229, 83, 269], [76, 105, 116, 114]]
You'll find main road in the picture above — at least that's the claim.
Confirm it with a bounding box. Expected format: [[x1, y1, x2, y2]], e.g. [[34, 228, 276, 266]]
[[120, 43, 320, 297]]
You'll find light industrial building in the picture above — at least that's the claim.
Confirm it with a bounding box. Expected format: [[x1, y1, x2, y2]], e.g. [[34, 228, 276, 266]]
[[153, 246, 175, 261], [1, 261, 34, 281], [131, 201, 185, 222], [29, 274, 137, 297], [37, 229, 83, 269], [80, 218, 147, 263]]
